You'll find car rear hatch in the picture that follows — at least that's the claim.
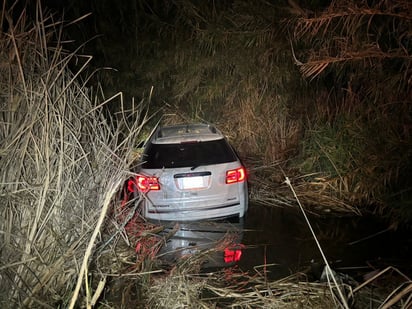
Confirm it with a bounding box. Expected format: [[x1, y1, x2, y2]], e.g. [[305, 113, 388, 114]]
[[137, 130, 247, 220], [142, 161, 244, 211]]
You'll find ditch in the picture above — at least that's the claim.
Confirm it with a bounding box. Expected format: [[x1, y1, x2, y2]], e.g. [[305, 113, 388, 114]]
[[238, 204, 412, 281]]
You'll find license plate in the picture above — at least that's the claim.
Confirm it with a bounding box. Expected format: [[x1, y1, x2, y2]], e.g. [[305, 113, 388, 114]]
[[182, 176, 205, 189]]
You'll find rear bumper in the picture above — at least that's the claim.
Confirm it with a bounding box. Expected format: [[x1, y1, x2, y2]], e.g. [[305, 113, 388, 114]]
[[144, 201, 246, 221]]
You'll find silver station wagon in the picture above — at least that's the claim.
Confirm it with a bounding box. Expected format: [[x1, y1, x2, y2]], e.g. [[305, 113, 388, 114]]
[[132, 123, 248, 221]]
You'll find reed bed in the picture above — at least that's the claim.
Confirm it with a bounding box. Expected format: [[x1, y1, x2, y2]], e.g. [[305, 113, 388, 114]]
[[1, 2, 410, 308], [247, 164, 361, 216], [0, 3, 145, 307], [141, 227, 412, 309], [145, 263, 411, 308], [147, 269, 335, 308]]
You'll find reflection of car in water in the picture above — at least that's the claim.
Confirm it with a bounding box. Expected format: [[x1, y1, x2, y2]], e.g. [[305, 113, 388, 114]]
[[155, 218, 244, 269]]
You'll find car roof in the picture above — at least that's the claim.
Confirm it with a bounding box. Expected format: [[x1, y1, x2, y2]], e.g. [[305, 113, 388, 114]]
[[152, 123, 224, 144]]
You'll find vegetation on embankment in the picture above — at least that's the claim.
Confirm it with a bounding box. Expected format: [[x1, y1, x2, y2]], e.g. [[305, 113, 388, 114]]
[[0, 2, 145, 306], [64, 0, 412, 221], [1, 0, 411, 307]]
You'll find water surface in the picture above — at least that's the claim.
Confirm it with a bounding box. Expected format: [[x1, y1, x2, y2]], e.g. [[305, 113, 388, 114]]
[[238, 204, 412, 280]]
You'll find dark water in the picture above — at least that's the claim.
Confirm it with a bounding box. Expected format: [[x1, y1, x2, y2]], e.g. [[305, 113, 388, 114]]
[[158, 203, 412, 282], [238, 204, 412, 280]]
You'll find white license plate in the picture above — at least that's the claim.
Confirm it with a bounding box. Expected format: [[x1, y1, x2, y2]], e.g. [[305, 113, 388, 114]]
[[182, 176, 205, 189]]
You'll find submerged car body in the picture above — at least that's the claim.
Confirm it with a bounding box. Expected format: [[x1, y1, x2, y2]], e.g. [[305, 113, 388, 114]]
[[132, 123, 248, 221]]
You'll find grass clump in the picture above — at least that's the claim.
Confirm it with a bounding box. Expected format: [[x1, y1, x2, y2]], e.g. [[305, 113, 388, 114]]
[[145, 258, 412, 308], [147, 267, 340, 309]]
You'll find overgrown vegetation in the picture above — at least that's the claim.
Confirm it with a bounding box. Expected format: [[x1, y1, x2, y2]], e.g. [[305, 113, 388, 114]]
[[290, 0, 412, 221], [1, 0, 411, 308], [63, 0, 412, 221], [0, 2, 145, 306]]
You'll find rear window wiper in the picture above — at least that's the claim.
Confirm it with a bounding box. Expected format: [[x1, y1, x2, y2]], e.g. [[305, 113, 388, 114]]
[[191, 162, 212, 170]]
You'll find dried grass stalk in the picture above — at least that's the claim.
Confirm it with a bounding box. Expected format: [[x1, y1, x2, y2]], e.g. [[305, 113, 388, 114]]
[[0, 2, 146, 307], [147, 268, 339, 308]]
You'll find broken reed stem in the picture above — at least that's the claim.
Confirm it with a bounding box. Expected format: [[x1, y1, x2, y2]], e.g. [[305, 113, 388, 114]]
[[284, 176, 350, 309], [68, 178, 123, 309]]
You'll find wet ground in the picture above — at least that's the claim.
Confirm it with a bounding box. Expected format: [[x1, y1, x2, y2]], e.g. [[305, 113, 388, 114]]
[[237, 204, 412, 281]]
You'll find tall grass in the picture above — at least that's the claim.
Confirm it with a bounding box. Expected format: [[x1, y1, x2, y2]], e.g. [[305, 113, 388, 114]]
[[56, 0, 412, 219], [287, 0, 412, 218], [0, 2, 145, 307]]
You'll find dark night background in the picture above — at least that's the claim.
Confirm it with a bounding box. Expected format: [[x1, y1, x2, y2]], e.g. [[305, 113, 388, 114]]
[[9, 0, 412, 219], [1, 1, 412, 307]]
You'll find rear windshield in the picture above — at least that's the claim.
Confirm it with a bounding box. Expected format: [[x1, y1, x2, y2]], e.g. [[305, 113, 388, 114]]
[[142, 139, 237, 169]]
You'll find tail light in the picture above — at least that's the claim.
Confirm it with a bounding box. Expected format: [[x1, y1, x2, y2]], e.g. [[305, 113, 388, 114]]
[[128, 175, 160, 193], [226, 167, 246, 184], [224, 247, 242, 263]]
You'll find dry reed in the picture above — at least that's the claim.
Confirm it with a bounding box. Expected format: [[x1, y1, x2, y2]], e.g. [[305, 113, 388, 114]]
[[0, 2, 146, 307], [147, 267, 342, 308], [1, 1, 410, 308], [145, 248, 411, 308], [290, 0, 412, 78]]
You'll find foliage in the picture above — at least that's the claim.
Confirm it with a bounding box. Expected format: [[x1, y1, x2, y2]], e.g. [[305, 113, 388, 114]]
[[289, 0, 412, 216], [1, 1, 412, 307], [290, 0, 411, 80], [60, 0, 412, 218], [0, 2, 146, 307], [63, 0, 303, 164]]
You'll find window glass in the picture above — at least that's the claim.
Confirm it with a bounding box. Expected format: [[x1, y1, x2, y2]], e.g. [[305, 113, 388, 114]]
[[142, 139, 237, 169]]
